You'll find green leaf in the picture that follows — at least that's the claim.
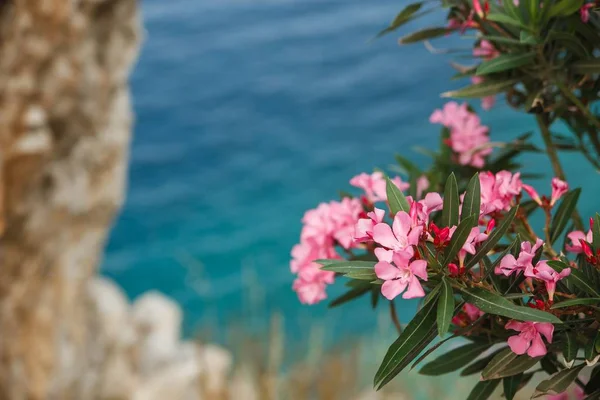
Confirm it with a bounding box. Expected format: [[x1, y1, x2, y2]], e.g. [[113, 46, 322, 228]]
[[344, 270, 377, 281], [551, 298, 600, 309], [419, 342, 490, 376], [503, 373, 523, 400], [550, 189, 581, 244], [461, 174, 481, 226], [476, 52, 536, 76], [320, 261, 376, 273], [465, 206, 519, 270], [399, 27, 449, 44], [482, 349, 516, 379], [548, 261, 600, 297], [533, 365, 585, 398], [376, 2, 424, 38], [461, 349, 505, 376], [386, 177, 410, 214], [586, 334, 600, 363], [502, 0, 522, 21], [460, 287, 563, 323], [443, 216, 477, 266], [572, 58, 600, 74], [520, 31, 538, 45], [466, 379, 501, 400], [374, 298, 438, 390], [328, 282, 371, 308], [482, 348, 540, 380], [563, 332, 578, 365], [549, 0, 584, 18], [593, 213, 600, 250], [442, 79, 518, 99], [486, 12, 528, 29], [442, 173, 459, 228], [437, 277, 455, 337]]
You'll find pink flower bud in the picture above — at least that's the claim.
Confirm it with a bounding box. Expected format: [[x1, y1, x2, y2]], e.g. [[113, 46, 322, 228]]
[[522, 184, 542, 205], [550, 177, 568, 206]]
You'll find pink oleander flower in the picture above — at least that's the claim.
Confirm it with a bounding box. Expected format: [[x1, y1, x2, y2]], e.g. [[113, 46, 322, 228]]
[[372, 211, 423, 261], [525, 260, 571, 301], [354, 208, 385, 243], [473, 39, 499, 60], [408, 192, 444, 225], [292, 198, 363, 304], [471, 76, 496, 110], [506, 320, 554, 357], [479, 171, 523, 215], [375, 250, 428, 300], [293, 278, 328, 305], [452, 303, 484, 326], [495, 238, 543, 276], [430, 102, 492, 168], [459, 227, 488, 264], [350, 172, 409, 203], [581, 3, 595, 23], [416, 175, 430, 199], [566, 229, 593, 253], [522, 183, 542, 205], [551, 178, 568, 206]]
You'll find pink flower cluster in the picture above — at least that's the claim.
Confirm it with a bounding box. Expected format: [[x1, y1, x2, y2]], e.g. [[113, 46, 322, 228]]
[[350, 172, 408, 204], [291, 197, 363, 304], [581, 2, 596, 23], [479, 170, 523, 215], [364, 196, 442, 300], [497, 239, 571, 301], [430, 102, 492, 168]]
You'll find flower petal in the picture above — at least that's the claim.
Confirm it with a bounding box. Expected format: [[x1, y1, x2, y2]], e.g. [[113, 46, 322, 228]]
[[409, 260, 428, 281], [381, 280, 406, 300], [375, 261, 400, 281], [527, 334, 547, 357], [534, 323, 554, 343], [372, 223, 398, 249], [403, 276, 425, 299], [507, 335, 530, 355]]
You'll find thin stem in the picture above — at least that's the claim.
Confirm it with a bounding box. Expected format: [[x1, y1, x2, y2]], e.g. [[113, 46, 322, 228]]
[[390, 300, 402, 335], [536, 114, 584, 231]]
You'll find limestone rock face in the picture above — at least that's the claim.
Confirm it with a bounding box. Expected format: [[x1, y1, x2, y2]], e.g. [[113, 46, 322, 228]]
[[0, 0, 140, 398]]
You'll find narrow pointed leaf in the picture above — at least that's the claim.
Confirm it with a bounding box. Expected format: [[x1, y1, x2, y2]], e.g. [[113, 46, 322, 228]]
[[460, 287, 562, 323], [503, 373, 523, 400], [443, 216, 476, 266], [533, 365, 585, 398], [461, 174, 481, 226], [399, 27, 449, 44], [419, 342, 490, 376], [386, 177, 410, 214], [344, 270, 377, 280], [461, 349, 506, 376], [437, 277, 454, 337], [550, 189, 581, 244], [442, 173, 459, 228], [486, 355, 539, 380], [486, 12, 528, 29], [593, 213, 600, 250], [476, 53, 536, 76], [551, 298, 600, 309], [562, 332, 578, 364], [482, 348, 517, 380], [376, 2, 424, 38], [320, 261, 376, 273], [466, 379, 501, 400], [549, 0, 584, 17], [442, 79, 518, 99], [374, 298, 438, 390]]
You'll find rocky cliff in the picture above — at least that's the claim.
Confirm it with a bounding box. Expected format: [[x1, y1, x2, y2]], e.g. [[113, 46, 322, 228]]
[[0, 0, 140, 398]]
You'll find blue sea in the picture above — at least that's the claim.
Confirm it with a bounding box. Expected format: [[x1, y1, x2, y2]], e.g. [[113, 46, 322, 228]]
[[101, 0, 598, 342]]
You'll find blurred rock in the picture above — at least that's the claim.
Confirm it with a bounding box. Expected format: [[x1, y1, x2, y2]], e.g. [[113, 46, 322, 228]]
[[0, 0, 141, 398]]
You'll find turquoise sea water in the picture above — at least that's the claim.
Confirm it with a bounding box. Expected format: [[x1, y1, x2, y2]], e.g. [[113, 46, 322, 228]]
[[101, 0, 598, 340]]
